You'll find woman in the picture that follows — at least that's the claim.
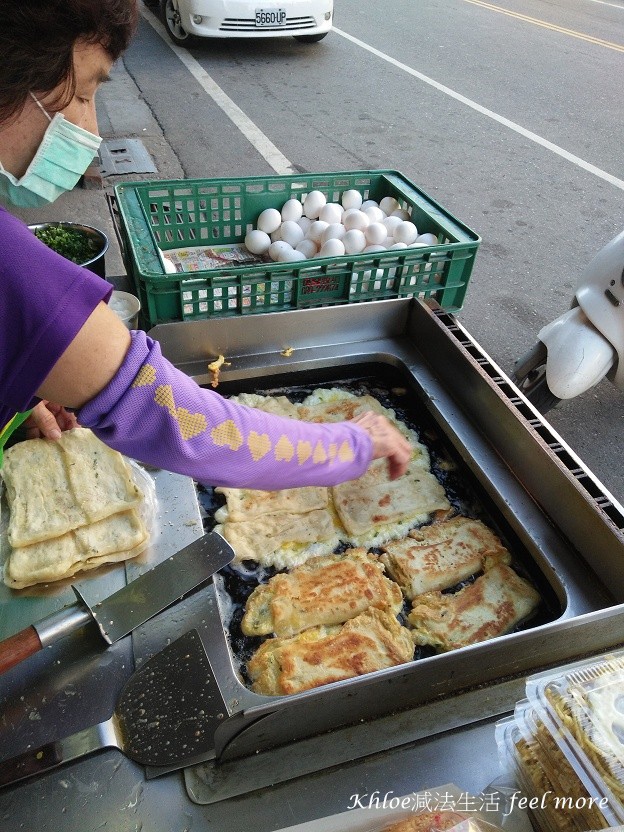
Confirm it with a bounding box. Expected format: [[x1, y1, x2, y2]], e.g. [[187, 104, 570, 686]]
[[0, 0, 411, 488]]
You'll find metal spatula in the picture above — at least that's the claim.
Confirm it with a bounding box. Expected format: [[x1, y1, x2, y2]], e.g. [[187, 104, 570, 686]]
[[0, 629, 225, 788]]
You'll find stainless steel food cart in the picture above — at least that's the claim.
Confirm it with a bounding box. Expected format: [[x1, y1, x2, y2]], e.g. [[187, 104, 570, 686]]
[[2, 298, 624, 831]]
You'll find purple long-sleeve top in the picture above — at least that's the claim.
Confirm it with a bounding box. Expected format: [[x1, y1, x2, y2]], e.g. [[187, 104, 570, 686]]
[[0, 207, 372, 488]]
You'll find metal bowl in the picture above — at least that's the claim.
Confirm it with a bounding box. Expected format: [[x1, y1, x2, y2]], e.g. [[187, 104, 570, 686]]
[[28, 222, 109, 278]]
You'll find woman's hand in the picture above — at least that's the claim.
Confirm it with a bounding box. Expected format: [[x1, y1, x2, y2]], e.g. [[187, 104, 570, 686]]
[[350, 411, 412, 480], [23, 400, 79, 441]]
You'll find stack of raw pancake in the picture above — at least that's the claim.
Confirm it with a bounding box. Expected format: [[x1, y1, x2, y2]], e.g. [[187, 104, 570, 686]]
[[1, 428, 148, 589]]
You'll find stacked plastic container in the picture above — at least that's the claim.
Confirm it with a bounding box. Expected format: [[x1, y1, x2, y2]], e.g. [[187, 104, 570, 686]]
[[496, 649, 624, 831]]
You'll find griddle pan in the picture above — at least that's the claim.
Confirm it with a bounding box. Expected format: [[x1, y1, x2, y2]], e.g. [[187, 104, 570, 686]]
[[0, 630, 224, 788]]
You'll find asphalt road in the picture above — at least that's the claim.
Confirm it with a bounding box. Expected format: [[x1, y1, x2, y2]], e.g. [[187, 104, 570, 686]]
[[124, 0, 624, 497]]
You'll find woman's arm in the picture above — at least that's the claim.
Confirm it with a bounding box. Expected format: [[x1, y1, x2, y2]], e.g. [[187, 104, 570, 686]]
[[37, 302, 411, 488]]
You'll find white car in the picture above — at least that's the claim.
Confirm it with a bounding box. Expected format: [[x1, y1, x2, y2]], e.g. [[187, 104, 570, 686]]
[[153, 0, 333, 46]]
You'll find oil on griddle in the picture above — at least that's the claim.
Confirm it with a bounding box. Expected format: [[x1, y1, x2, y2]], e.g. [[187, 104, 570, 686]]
[[196, 365, 560, 686]]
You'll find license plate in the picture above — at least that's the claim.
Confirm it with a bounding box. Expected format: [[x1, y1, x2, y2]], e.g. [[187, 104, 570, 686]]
[[255, 7, 287, 26]]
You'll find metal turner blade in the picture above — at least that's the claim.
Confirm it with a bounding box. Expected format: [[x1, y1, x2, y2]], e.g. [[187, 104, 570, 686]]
[[0, 630, 225, 788]]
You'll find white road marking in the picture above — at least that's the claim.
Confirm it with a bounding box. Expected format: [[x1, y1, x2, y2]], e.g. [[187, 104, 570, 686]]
[[140, 7, 296, 174], [141, 7, 623, 192], [587, 0, 624, 9], [333, 27, 624, 192]]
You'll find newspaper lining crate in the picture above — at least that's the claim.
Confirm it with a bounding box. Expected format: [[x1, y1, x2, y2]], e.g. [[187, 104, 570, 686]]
[[112, 170, 480, 327]]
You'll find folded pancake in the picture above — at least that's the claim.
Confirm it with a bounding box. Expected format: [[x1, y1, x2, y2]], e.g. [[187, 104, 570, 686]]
[[248, 608, 414, 696], [230, 393, 300, 418], [217, 507, 339, 565], [331, 458, 450, 540], [383, 813, 469, 832], [408, 563, 541, 651], [215, 485, 328, 523], [242, 548, 403, 637], [297, 389, 430, 468], [297, 391, 390, 423], [4, 509, 149, 589], [3, 428, 143, 547], [381, 516, 511, 599]]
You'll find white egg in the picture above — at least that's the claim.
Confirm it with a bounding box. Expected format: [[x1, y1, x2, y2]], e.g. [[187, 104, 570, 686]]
[[278, 247, 306, 262], [391, 208, 411, 221], [389, 242, 408, 250], [343, 229, 367, 254], [257, 208, 282, 234], [341, 189, 363, 210], [303, 190, 327, 219], [306, 220, 329, 243], [319, 202, 343, 225], [295, 239, 318, 258], [280, 220, 305, 247], [341, 208, 359, 225], [343, 210, 369, 232], [162, 256, 177, 274], [383, 215, 402, 236], [361, 199, 380, 211], [297, 216, 312, 234], [363, 244, 387, 253], [281, 198, 303, 222], [268, 241, 293, 261], [318, 238, 346, 258], [364, 222, 387, 245], [321, 223, 346, 244], [383, 237, 395, 247], [417, 232, 438, 246], [244, 229, 271, 255], [270, 227, 282, 242], [363, 206, 385, 224], [380, 196, 401, 215], [394, 221, 418, 245]]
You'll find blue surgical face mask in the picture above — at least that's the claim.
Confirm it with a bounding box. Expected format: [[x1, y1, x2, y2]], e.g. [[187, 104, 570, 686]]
[[0, 93, 101, 208]]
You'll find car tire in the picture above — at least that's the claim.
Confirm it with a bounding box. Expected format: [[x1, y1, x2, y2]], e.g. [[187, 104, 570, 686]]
[[294, 32, 329, 43], [160, 0, 196, 46]]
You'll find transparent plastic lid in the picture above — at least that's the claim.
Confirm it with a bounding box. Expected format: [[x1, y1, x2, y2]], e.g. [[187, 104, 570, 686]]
[[526, 650, 624, 826], [514, 701, 609, 830], [495, 713, 567, 832]]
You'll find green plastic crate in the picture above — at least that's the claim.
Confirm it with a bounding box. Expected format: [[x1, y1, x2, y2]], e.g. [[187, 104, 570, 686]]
[[112, 170, 480, 328]]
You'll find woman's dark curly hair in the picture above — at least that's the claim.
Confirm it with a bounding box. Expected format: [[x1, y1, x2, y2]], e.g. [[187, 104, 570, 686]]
[[0, 0, 138, 122]]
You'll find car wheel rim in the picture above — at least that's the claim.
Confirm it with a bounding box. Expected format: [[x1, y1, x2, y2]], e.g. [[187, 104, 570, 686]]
[[166, 1, 188, 39]]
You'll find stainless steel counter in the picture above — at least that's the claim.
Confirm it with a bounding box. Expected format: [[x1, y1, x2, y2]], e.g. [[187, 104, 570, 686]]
[[3, 300, 624, 830]]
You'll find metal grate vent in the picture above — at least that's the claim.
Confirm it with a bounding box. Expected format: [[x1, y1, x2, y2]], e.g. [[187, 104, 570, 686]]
[[99, 138, 157, 177], [220, 15, 315, 31], [432, 308, 624, 531]]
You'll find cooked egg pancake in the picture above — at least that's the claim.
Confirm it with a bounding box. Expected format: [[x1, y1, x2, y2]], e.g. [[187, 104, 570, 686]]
[[381, 516, 511, 599], [230, 393, 300, 418], [383, 813, 469, 832], [297, 392, 390, 423], [248, 607, 414, 696], [218, 507, 339, 564], [408, 563, 541, 651], [331, 458, 450, 539], [242, 548, 403, 637], [297, 388, 430, 468], [215, 485, 329, 523]]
